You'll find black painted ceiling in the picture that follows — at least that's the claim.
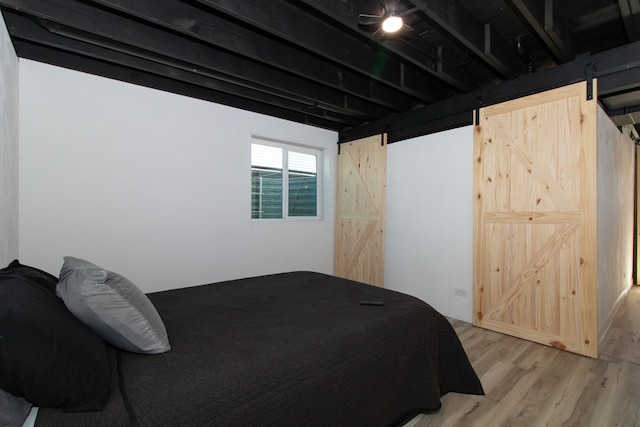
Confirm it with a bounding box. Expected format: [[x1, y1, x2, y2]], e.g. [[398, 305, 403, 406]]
[[2, 0, 640, 142]]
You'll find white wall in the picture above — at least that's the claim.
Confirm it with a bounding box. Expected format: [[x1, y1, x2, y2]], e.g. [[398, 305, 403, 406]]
[[597, 107, 635, 338], [19, 60, 338, 292], [0, 12, 19, 267], [385, 126, 474, 322], [17, 49, 633, 329]]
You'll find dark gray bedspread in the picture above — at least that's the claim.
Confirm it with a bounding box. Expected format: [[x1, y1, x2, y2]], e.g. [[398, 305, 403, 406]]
[[36, 271, 483, 426]]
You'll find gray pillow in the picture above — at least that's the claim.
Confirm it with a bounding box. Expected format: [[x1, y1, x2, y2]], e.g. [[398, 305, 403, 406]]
[[0, 387, 32, 427], [56, 257, 170, 355]]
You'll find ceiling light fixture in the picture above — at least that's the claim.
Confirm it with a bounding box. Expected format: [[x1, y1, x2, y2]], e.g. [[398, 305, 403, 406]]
[[381, 15, 403, 33]]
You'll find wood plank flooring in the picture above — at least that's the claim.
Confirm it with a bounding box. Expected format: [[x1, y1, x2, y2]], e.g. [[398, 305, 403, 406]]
[[404, 285, 640, 427]]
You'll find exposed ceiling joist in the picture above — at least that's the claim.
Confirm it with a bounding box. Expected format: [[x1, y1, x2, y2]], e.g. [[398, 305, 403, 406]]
[[606, 104, 640, 130], [406, 0, 521, 79], [572, 4, 621, 33], [2, 0, 397, 124], [90, 0, 418, 113], [340, 40, 640, 143], [190, 0, 452, 103], [8, 13, 363, 127], [1, 0, 638, 137], [295, 0, 475, 92], [510, 0, 574, 63], [618, 0, 640, 42]]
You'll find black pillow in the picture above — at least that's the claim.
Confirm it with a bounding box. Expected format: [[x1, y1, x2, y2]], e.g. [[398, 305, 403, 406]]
[[0, 260, 111, 411], [2, 259, 58, 293]]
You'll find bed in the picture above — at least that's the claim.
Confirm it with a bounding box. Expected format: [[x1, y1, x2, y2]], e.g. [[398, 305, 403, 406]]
[[1, 259, 483, 427]]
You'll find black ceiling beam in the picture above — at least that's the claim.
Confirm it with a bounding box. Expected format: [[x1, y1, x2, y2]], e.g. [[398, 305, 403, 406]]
[[605, 104, 640, 137], [596, 60, 640, 96], [14, 40, 346, 130], [88, 0, 419, 113], [405, 0, 520, 80], [3, 12, 361, 128], [340, 40, 640, 143], [295, 0, 474, 92], [601, 89, 640, 111], [0, 0, 395, 124], [509, 0, 574, 64], [604, 104, 640, 123], [190, 0, 454, 103], [618, 0, 640, 42], [3, 13, 314, 115], [572, 5, 620, 33]]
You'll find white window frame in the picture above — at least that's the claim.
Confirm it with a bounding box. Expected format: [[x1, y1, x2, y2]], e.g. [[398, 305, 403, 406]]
[[251, 136, 324, 221]]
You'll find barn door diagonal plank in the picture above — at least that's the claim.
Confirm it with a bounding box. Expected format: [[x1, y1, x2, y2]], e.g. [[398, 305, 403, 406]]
[[335, 134, 387, 287], [474, 81, 598, 358]]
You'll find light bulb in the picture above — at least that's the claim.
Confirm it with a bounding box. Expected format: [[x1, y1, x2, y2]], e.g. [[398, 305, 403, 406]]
[[382, 15, 403, 33]]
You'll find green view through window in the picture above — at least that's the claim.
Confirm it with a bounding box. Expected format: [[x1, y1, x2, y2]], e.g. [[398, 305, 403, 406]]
[[251, 138, 321, 219]]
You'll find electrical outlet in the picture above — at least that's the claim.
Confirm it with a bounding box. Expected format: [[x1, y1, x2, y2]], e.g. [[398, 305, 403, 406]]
[[455, 288, 467, 297]]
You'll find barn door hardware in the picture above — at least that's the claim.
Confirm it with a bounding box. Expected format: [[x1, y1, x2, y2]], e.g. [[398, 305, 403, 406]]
[[585, 63, 595, 100], [475, 96, 483, 125]]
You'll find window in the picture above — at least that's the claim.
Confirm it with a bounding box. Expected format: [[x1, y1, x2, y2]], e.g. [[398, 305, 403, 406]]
[[251, 137, 322, 220]]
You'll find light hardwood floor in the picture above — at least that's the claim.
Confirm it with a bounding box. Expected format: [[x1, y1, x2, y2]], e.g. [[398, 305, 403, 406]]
[[405, 285, 640, 427]]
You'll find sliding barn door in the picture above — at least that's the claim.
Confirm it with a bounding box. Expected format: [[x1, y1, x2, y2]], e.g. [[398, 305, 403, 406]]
[[335, 134, 386, 287], [473, 81, 598, 358]]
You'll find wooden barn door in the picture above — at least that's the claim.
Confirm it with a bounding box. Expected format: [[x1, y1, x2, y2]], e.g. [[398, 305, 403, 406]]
[[335, 134, 386, 287], [473, 81, 598, 358]]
